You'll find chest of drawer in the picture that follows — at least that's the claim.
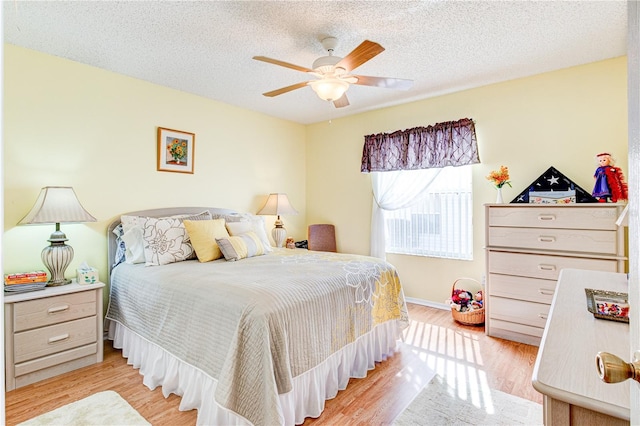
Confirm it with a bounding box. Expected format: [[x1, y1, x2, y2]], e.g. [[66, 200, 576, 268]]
[[489, 296, 550, 329], [13, 291, 96, 332], [487, 227, 618, 254], [488, 274, 556, 304], [487, 251, 619, 281], [13, 316, 97, 364], [488, 206, 618, 230]]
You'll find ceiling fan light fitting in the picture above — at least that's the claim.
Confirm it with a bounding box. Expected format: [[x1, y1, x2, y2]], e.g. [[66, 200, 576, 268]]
[[309, 78, 349, 101], [312, 55, 343, 73]]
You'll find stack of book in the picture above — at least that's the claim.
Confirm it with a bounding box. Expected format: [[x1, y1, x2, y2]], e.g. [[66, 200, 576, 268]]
[[4, 271, 48, 294]]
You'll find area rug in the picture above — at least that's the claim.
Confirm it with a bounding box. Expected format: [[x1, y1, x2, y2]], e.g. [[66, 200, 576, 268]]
[[18, 390, 150, 426], [394, 374, 543, 425]]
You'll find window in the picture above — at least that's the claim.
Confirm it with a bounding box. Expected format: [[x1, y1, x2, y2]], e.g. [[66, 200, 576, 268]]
[[384, 165, 472, 260]]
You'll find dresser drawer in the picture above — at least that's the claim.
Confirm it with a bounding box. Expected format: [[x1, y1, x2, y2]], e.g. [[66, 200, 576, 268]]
[[13, 316, 97, 363], [488, 206, 619, 230], [488, 274, 556, 304], [488, 227, 618, 254], [488, 251, 619, 281], [488, 319, 544, 345], [13, 291, 96, 332], [489, 296, 550, 329]]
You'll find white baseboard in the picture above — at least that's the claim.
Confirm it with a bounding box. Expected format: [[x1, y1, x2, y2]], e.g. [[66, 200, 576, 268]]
[[405, 297, 449, 311]]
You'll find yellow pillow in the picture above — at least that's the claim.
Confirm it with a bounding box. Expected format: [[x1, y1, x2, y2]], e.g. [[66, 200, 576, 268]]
[[183, 219, 229, 262]]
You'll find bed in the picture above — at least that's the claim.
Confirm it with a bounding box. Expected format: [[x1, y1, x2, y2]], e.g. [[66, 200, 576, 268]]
[[105, 207, 409, 426]]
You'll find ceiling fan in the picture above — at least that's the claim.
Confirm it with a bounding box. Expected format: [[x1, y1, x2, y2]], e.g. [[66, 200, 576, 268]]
[[253, 37, 413, 108]]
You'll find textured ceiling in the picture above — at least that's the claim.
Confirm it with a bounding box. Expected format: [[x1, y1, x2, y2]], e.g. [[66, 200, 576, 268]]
[[3, 1, 627, 125]]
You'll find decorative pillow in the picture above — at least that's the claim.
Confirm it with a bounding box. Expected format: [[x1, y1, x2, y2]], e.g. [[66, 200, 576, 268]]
[[121, 211, 212, 264], [216, 232, 265, 262], [112, 224, 126, 267], [183, 219, 229, 262], [121, 226, 145, 264], [225, 217, 273, 252], [142, 216, 197, 266]]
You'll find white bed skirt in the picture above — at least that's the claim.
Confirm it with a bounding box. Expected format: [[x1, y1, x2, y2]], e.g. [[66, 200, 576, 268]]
[[108, 319, 402, 425]]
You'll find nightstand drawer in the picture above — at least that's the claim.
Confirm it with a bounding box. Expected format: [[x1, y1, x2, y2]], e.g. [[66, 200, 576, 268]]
[[488, 206, 619, 230], [488, 251, 619, 281], [488, 274, 556, 304], [488, 227, 617, 254], [14, 316, 97, 363], [14, 291, 96, 332]]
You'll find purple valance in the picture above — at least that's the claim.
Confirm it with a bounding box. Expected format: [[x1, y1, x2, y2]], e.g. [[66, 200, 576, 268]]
[[361, 118, 480, 173]]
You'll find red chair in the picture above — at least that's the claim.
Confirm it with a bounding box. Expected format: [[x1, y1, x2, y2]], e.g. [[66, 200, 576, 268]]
[[307, 224, 337, 252]]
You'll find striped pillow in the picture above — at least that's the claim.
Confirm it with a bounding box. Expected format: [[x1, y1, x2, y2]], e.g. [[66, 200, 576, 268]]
[[216, 232, 265, 262]]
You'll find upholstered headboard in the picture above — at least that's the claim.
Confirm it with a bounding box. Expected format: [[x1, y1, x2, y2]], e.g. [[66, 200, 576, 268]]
[[107, 207, 238, 284]]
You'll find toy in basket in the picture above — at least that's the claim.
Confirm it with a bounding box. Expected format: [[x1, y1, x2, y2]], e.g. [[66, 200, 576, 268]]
[[447, 278, 484, 326]]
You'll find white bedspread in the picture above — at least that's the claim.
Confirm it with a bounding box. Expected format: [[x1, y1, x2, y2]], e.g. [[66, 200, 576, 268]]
[[106, 249, 408, 425]]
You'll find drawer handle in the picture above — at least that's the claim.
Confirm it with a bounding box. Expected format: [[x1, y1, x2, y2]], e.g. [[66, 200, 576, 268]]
[[538, 314, 548, 320], [538, 236, 556, 243], [538, 289, 555, 296], [537, 264, 556, 271], [48, 305, 70, 314], [538, 214, 556, 221], [48, 333, 70, 344]]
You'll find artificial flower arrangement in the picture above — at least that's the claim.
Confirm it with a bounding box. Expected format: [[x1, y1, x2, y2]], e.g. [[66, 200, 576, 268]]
[[448, 288, 484, 312], [486, 165, 511, 188]]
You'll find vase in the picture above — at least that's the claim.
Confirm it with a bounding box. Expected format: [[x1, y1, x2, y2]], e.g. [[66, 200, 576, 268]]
[[496, 187, 504, 203], [174, 157, 181, 165]]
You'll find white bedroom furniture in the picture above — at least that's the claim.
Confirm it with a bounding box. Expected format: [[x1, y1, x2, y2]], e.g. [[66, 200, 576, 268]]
[[532, 268, 629, 425], [485, 203, 626, 345], [4, 281, 104, 391]]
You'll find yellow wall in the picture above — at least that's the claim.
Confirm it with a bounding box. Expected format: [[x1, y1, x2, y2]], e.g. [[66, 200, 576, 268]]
[[306, 57, 628, 305], [3, 45, 307, 306], [3, 44, 628, 308]]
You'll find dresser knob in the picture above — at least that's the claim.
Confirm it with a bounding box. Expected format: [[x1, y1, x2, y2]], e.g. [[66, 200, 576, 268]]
[[47, 304, 70, 314], [48, 333, 70, 344], [537, 264, 556, 271], [537, 236, 556, 243]]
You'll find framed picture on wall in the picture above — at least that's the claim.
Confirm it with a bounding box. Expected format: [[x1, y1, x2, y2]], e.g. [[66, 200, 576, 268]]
[[157, 127, 195, 174]]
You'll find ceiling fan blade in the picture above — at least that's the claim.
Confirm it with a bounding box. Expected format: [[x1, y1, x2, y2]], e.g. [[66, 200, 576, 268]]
[[262, 81, 309, 97], [253, 56, 314, 73], [333, 93, 350, 108], [335, 40, 385, 72], [352, 75, 414, 90]]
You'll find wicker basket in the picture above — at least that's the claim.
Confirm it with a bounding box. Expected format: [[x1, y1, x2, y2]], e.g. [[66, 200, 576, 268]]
[[450, 278, 485, 326]]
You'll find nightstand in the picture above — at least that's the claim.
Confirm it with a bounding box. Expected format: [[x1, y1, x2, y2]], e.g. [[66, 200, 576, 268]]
[[4, 281, 105, 391]]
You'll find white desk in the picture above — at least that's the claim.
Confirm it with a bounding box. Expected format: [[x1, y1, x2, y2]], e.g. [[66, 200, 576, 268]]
[[532, 268, 630, 425]]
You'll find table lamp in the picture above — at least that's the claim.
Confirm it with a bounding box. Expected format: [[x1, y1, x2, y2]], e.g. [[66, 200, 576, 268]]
[[19, 186, 97, 286], [257, 193, 298, 248]]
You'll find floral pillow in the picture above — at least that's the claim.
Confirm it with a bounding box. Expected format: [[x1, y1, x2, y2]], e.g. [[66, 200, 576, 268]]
[[121, 211, 211, 265], [142, 216, 196, 266]]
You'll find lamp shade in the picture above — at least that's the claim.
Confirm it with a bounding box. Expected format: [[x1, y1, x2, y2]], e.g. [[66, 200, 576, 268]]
[[19, 186, 96, 225], [256, 193, 298, 217], [309, 78, 349, 102]]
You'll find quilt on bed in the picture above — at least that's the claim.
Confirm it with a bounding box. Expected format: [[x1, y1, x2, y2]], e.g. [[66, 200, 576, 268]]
[[106, 248, 408, 425]]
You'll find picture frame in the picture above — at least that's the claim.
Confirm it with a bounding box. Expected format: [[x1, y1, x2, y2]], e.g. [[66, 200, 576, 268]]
[[157, 127, 195, 174], [584, 288, 629, 323]]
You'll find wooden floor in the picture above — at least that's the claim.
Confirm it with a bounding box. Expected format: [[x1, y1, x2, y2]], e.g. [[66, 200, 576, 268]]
[[5, 304, 542, 425]]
